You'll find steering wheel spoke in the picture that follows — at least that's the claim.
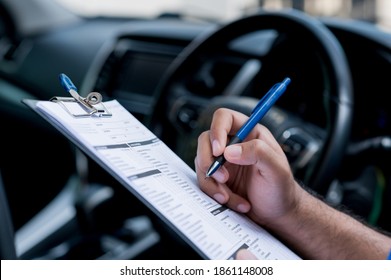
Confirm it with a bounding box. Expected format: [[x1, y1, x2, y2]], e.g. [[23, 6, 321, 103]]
[[169, 95, 210, 134]]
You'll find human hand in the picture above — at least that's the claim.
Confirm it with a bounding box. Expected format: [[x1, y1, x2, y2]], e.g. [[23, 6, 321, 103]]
[[195, 108, 301, 227]]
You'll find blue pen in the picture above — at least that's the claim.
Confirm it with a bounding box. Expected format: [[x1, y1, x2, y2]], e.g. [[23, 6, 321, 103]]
[[206, 77, 291, 177]]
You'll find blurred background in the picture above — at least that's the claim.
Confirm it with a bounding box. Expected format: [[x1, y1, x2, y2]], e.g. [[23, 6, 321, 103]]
[[1, 0, 390, 260], [57, 0, 391, 31]]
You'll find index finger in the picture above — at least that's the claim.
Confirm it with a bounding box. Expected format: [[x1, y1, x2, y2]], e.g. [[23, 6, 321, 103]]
[[209, 108, 250, 157], [210, 108, 281, 156]]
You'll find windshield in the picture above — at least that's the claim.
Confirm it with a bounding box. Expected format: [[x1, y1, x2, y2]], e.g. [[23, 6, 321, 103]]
[[55, 0, 257, 22], [56, 0, 391, 30]]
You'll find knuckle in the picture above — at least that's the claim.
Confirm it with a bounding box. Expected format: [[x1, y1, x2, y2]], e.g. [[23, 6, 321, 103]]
[[251, 140, 269, 157], [197, 130, 209, 142]]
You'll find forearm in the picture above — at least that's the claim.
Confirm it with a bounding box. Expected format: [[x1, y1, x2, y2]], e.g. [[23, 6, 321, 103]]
[[268, 184, 391, 259]]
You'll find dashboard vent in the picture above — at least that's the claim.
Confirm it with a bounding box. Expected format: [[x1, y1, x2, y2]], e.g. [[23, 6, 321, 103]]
[[93, 50, 122, 97], [92, 37, 184, 121]]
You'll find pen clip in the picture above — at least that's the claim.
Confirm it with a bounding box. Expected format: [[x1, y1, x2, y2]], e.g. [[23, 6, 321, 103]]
[[252, 78, 291, 114]]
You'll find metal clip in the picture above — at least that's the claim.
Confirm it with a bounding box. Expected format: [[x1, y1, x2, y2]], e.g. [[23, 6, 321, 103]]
[[50, 73, 112, 117]]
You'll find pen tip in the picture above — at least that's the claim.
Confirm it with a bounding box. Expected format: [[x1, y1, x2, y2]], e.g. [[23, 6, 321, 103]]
[[206, 161, 220, 178], [206, 169, 214, 178]]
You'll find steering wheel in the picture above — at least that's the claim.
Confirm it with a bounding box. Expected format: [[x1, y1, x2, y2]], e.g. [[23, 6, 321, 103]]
[[149, 9, 353, 195]]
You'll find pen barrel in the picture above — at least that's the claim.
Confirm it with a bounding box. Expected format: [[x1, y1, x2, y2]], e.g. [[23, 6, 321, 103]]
[[236, 79, 289, 140], [227, 135, 242, 146], [215, 154, 226, 166]]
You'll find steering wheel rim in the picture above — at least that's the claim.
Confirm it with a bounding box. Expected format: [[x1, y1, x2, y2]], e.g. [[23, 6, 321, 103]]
[[149, 9, 353, 195]]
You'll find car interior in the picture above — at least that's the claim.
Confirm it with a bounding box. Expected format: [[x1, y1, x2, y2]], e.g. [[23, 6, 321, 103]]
[[1, 0, 391, 260]]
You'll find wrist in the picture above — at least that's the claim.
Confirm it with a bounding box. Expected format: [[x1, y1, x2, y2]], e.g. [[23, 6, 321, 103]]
[[262, 180, 307, 231], [261, 182, 323, 258]]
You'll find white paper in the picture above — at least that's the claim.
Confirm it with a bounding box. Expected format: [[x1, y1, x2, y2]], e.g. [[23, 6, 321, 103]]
[[35, 99, 300, 260]]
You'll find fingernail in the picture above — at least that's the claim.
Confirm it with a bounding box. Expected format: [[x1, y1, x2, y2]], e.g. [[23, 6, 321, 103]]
[[236, 249, 257, 260], [237, 203, 250, 213], [213, 193, 225, 204], [226, 145, 242, 158]]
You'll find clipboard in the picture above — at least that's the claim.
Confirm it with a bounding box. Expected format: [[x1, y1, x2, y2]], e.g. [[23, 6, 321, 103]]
[[21, 75, 301, 260]]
